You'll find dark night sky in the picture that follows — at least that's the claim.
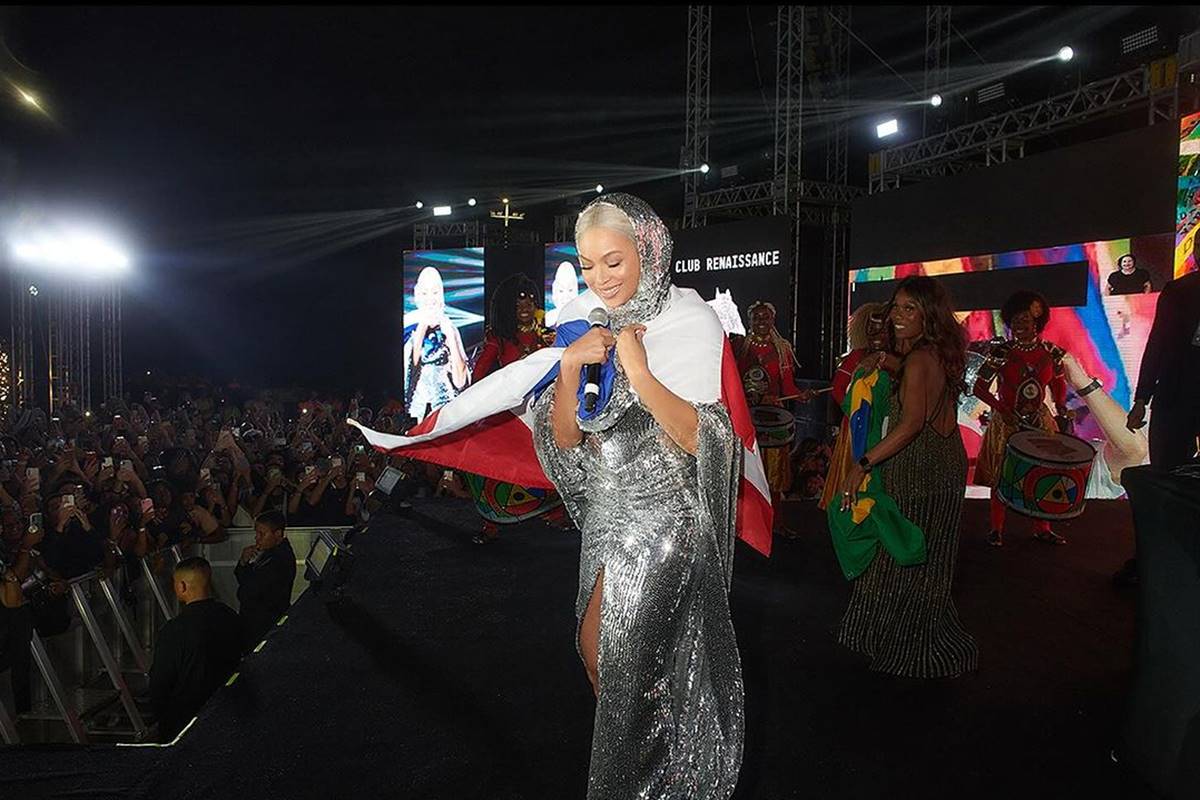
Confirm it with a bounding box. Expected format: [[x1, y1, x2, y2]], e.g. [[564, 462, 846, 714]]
[[1, 6, 1189, 395]]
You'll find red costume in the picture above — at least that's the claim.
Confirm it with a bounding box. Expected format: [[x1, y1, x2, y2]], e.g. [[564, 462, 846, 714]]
[[973, 339, 1067, 536], [471, 326, 553, 382]]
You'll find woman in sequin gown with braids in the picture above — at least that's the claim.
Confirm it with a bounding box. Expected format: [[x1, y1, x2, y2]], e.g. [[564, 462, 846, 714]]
[[837, 276, 979, 678], [532, 194, 744, 799]]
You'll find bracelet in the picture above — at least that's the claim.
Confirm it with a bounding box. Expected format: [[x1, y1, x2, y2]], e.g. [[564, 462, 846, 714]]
[[858, 455, 873, 473], [1077, 378, 1102, 397]]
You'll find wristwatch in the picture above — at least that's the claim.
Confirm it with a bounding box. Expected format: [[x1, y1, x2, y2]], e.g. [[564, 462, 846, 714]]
[[858, 455, 873, 473], [1077, 377, 1102, 397]]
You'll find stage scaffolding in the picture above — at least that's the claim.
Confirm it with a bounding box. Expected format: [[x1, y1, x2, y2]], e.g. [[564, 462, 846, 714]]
[[682, 5, 862, 377], [7, 274, 122, 414]]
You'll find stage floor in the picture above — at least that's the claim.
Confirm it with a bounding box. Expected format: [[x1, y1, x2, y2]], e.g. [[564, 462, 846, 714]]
[[0, 497, 1159, 799]]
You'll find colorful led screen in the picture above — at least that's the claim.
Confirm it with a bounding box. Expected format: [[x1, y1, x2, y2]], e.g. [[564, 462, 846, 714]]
[[849, 234, 1172, 498]]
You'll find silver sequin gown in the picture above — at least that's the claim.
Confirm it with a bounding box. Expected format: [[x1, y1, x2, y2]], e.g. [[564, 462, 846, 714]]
[[532, 382, 744, 800]]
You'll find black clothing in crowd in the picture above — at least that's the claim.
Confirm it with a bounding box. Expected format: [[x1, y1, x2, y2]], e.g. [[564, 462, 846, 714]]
[[1107, 267, 1153, 295], [235, 538, 296, 649], [1135, 271, 1200, 468], [148, 597, 243, 742]]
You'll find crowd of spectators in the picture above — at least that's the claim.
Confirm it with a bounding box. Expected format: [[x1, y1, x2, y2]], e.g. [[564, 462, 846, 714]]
[[0, 385, 418, 736]]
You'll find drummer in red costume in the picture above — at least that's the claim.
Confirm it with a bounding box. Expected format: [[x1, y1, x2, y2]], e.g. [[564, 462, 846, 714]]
[[472, 275, 556, 378], [732, 301, 812, 534], [972, 290, 1074, 546], [468, 274, 559, 544]]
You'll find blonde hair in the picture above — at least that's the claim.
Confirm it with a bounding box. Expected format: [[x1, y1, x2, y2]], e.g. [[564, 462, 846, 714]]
[[847, 301, 887, 350], [575, 202, 636, 245]]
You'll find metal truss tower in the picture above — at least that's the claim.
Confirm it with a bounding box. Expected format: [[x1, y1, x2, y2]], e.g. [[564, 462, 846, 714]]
[[682, 5, 713, 229]]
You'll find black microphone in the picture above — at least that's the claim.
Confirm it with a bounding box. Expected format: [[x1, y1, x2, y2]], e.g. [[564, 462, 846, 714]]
[[583, 307, 610, 413]]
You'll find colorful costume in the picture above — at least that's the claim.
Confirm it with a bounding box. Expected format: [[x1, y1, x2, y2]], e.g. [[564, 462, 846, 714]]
[[733, 330, 800, 496], [973, 339, 1066, 535]]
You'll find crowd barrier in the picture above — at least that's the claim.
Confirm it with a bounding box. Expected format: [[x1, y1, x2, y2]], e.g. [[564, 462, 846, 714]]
[[0, 527, 350, 745]]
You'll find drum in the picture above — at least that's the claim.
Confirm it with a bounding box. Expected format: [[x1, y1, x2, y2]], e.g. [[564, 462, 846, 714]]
[[996, 429, 1096, 520], [464, 474, 561, 525], [750, 405, 795, 449]]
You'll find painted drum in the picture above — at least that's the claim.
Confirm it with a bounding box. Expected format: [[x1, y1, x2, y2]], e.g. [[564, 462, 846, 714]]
[[997, 429, 1097, 520]]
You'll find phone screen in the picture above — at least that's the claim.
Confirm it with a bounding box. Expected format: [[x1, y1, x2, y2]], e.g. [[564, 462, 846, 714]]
[[140, 498, 154, 515], [29, 513, 42, 532], [62, 494, 75, 508]]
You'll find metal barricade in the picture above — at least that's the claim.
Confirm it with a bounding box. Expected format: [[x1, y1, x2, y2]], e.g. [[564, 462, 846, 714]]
[[11, 527, 350, 744], [23, 570, 149, 743]]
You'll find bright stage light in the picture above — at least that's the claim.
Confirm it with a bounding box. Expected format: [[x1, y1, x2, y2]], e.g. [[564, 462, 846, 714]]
[[699, 163, 710, 174], [415, 201, 424, 209], [8, 224, 132, 278], [432, 205, 452, 217], [930, 94, 943, 108], [595, 184, 604, 193], [876, 119, 899, 139], [467, 198, 477, 207], [28, 285, 38, 297], [1058, 46, 1074, 62], [17, 88, 42, 110]]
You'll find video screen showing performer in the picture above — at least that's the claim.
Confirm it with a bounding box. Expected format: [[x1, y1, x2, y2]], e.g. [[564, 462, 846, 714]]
[[543, 244, 587, 328], [402, 249, 486, 422]]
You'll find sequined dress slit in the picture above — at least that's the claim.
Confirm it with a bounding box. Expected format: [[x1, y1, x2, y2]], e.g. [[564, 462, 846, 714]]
[[533, 387, 744, 800]]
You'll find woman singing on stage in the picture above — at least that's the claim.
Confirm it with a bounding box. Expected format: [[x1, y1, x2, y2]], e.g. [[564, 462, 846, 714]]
[[972, 290, 1072, 546], [352, 193, 763, 799], [837, 276, 978, 678], [533, 194, 744, 798]]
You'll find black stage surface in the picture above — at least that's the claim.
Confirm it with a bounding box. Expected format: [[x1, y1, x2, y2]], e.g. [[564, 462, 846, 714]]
[[0, 497, 1159, 799]]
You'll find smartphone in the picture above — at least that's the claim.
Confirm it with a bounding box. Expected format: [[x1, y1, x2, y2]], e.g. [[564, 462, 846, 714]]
[[200, 467, 211, 482], [356, 472, 366, 483], [62, 494, 75, 508], [26, 467, 39, 486], [137, 435, 148, 447], [331, 457, 343, 468], [120, 459, 133, 472], [102, 456, 114, 470], [304, 465, 315, 476], [140, 498, 154, 515], [28, 513, 42, 533], [354, 444, 365, 455]]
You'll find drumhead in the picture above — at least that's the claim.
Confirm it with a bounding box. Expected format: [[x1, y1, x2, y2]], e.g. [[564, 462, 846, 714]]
[[1007, 429, 1096, 465], [750, 405, 794, 427]]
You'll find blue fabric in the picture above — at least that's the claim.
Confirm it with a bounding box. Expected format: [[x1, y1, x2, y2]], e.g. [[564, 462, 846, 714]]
[[530, 319, 615, 420]]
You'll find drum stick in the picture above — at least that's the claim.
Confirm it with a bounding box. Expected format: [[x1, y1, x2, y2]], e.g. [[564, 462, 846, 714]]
[[777, 387, 834, 402]]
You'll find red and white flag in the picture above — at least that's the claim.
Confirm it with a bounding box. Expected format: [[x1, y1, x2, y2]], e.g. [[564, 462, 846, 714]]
[[351, 287, 773, 556]]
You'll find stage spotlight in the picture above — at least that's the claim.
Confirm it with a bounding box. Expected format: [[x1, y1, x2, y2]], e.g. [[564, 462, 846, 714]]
[[17, 88, 42, 110], [467, 198, 477, 207], [9, 225, 132, 277], [1058, 46, 1074, 62], [432, 205, 452, 217], [876, 119, 899, 139], [595, 184, 604, 193], [28, 285, 38, 297], [699, 163, 710, 174], [930, 94, 943, 108], [414, 201, 424, 209]]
